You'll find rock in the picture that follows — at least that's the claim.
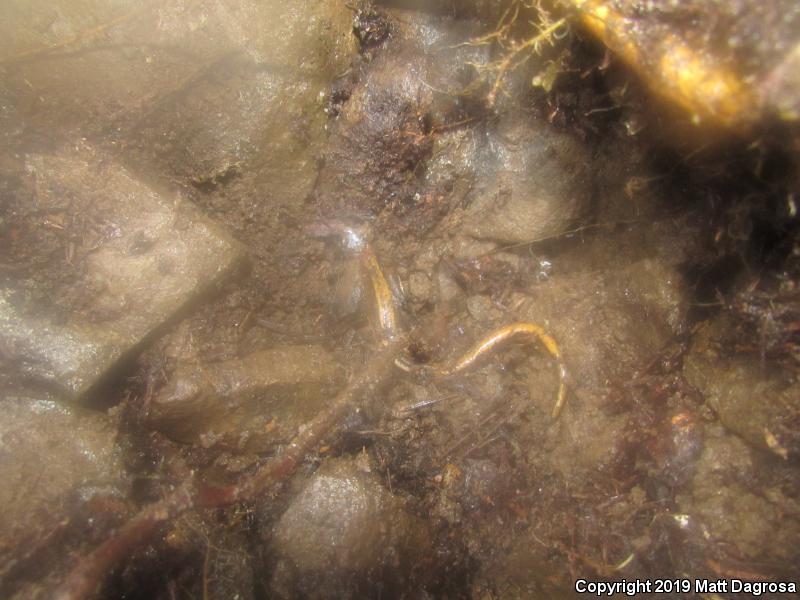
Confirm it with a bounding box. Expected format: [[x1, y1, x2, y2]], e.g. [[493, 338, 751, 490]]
[[423, 126, 482, 196], [0, 143, 243, 401], [460, 113, 594, 244], [150, 345, 343, 453], [407, 270, 434, 304], [436, 269, 462, 303], [124, 0, 357, 197], [676, 426, 800, 572], [683, 315, 800, 459], [465, 295, 498, 323], [316, 11, 488, 223], [0, 396, 125, 566], [267, 457, 429, 598], [0, 293, 120, 400], [1, 0, 356, 139]]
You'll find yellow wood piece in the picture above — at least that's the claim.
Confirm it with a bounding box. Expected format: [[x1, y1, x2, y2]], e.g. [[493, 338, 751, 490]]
[[570, 0, 758, 128]]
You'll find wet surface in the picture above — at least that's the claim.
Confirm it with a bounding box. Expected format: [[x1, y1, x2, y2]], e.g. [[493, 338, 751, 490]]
[[0, 143, 243, 401], [1, 1, 799, 599]]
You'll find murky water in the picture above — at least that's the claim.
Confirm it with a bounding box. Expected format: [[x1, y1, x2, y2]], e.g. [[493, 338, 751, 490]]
[[1, 1, 799, 599]]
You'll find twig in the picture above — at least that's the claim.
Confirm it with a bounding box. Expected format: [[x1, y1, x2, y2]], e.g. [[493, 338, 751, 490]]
[[52, 338, 404, 600]]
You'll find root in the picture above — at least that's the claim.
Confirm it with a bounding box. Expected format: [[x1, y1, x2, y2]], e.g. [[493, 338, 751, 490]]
[[453, 1, 522, 49], [459, 0, 569, 107], [485, 16, 568, 107]]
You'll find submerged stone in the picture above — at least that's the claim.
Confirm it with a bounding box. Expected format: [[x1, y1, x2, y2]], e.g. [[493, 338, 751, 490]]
[[0, 396, 125, 561], [150, 345, 342, 453], [124, 0, 357, 197], [460, 113, 594, 244], [1, 0, 356, 138], [0, 143, 243, 401], [268, 457, 429, 599]]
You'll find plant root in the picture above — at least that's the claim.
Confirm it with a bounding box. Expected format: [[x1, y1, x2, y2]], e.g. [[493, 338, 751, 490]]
[[52, 338, 404, 600]]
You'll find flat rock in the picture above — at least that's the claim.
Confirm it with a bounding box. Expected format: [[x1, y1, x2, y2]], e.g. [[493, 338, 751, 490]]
[[150, 345, 343, 453], [1, 0, 356, 138], [0, 143, 243, 401], [124, 0, 356, 195], [0, 396, 125, 564]]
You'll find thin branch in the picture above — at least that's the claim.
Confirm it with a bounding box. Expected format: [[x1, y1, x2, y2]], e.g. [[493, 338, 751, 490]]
[[52, 337, 404, 600]]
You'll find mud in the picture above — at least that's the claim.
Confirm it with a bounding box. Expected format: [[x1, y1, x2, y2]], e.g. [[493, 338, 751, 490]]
[[1, 1, 799, 599]]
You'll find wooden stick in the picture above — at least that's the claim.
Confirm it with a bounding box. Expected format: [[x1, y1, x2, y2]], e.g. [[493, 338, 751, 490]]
[[53, 337, 404, 600]]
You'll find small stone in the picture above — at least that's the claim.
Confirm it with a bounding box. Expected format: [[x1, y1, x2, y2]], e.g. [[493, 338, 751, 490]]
[[437, 269, 461, 303], [466, 295, 497, 323], [268, 457, 428, 598], [461, 113, 593, 244]]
